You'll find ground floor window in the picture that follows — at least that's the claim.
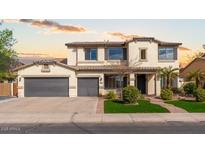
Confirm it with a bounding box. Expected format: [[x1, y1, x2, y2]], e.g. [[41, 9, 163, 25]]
[[160, 76, 178, 88], [104, 74, 128, 89]]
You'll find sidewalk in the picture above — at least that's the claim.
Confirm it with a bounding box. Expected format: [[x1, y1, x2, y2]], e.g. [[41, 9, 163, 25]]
[[1, 113, 205, 124]]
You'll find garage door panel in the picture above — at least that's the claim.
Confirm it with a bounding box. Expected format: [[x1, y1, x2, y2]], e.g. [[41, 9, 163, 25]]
[[78, 78, 98, 96], [24, 77, 69, 97]]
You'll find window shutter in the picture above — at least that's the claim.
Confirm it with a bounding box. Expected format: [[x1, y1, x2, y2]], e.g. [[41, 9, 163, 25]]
[[174, 47, 177, 60], [123, 48, 127, 60], [85, 49, 90, 60], [105, 48, 108, 60]]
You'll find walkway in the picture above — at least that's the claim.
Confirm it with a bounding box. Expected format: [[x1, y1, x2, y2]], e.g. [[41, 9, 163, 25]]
[[96, 97, 104, 113], [146, 96, 187, 113]]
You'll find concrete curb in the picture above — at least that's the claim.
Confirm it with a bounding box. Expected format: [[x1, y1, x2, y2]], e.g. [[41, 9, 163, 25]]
[[0, 113, 205, 124], [0, 98, 18, 104]]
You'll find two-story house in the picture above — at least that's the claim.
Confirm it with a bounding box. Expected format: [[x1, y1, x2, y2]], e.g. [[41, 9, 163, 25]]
[[14, 37, 181, 97]]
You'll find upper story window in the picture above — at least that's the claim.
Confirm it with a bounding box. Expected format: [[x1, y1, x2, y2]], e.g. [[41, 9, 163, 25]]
[[158, 47, 176, 60], [85, 48, 97, 60], [105, 47, 127, 60], [139, 48, 147, 60]]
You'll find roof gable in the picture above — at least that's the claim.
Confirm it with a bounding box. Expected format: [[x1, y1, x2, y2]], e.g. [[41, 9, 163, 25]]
[[13, 60, 76, 72]]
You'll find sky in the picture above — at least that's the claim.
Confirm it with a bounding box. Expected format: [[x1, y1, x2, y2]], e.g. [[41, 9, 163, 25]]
[[1, 19, 205, 61]]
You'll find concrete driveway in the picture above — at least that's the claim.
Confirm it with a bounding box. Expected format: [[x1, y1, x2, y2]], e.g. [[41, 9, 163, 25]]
[[0, 97, 98, 114]]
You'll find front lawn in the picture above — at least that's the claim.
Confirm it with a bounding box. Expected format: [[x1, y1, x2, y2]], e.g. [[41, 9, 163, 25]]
[[104, 99, 169, 113], [166, 100, 205, 112]]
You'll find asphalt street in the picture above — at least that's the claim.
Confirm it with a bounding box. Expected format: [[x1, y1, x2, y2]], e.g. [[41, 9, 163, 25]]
[[1, 122, 205, 134]]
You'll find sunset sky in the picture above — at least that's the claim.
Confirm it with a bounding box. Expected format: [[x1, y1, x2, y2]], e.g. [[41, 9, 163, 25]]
[[1, 19, 205, 63]]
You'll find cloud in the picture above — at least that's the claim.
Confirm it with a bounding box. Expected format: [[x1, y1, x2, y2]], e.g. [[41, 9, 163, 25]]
[[3, 19, 86, 33], [17, 52, 48, 56], [107, 32, 140, 40], [17, 52, 51, 58]]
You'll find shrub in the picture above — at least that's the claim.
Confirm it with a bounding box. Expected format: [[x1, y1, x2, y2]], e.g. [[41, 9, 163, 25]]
[[122, 86, 143, 104], [106, 91, 117, 100], [160, 88, 173, 100], [194, 88, 205, 102], [171, 87, 181, 94], [183, 82, 197, 95], [171, 87, 185, 96]]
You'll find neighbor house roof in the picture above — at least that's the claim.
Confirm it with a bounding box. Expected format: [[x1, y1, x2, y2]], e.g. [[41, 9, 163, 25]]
[[65, 37, 182, 48], [180, 57, 205, 78]]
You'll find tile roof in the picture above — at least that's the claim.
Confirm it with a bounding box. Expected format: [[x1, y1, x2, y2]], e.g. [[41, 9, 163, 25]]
[[65, 41, 125, 47], [12, 60, 76, 72], [65, 37, 182, 47], [72, 65, 159, 72], [180, 57, 205, 77]]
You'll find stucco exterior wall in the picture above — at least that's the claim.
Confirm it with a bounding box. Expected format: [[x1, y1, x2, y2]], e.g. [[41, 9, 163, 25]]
[[156, 76, 161, 96], [67, 48, 77, 65], [147, 74, 155, 95], [17, 64, 77, 97], [128, 41, 179, 68]]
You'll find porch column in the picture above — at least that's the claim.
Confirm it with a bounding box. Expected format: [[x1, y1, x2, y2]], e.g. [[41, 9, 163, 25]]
[[155, 74, 161, 96], [129, 73, 135, 86], [147, 74, 155, 95]]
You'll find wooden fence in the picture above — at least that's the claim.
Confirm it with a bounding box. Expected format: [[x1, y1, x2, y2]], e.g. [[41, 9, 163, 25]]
[[0, 83, 18, 96]]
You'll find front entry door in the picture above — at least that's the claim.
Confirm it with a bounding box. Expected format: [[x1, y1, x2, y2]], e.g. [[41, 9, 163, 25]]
[[137, 74, 146, 94]]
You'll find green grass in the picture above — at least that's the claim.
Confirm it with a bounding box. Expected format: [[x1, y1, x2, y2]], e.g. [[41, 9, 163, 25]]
[[166, 100, 205, 112], [104, 99, 169, 113]]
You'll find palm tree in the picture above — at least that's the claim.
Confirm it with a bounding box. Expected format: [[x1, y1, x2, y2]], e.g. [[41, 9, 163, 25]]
[[186, 70, 205, 88], [158, 66, 179, 89]]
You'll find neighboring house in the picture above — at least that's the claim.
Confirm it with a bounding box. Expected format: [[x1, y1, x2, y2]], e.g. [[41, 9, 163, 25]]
[[14, 37, 181, 97], [180, 54, 205, 87]]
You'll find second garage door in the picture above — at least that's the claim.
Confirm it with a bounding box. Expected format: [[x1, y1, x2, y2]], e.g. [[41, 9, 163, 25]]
[[77, 78, 99, 96], [24, 77, 69, 97]]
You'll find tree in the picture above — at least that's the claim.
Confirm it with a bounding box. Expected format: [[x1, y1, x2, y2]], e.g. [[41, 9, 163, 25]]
[[187, 51, 204, 63], [186, 70, 205, 88], [0, 24, 17, 81], [158, 66, 179, 89]]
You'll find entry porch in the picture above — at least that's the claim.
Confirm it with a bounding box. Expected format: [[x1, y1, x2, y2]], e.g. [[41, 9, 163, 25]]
[[103, 72, 160, 96]]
